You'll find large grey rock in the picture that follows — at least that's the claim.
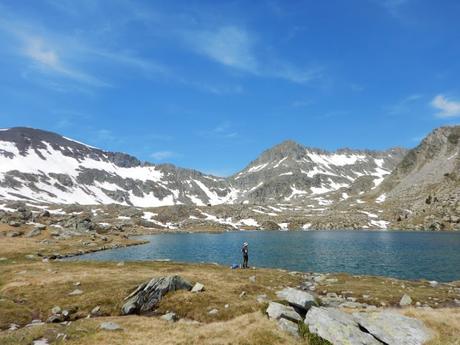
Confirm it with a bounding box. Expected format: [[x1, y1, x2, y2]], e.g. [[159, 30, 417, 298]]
[[26, 226, 44, 238], [121, 275, 192, 315], [353, 310, 432, 345], [266, 302, 302, 323], [304, 307, 381, 345], [276, 287, 317, 310], [277, 318, 299, 338]]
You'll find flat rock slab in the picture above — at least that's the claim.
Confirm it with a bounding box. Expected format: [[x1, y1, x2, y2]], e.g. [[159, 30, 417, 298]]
[[304, 307, 381, 345], [353, 311, 431, 345], [276, 287, 317, 310], [122, 275, 192, 315], [266, 302, 302, 323], [99, 322, 122, 331]]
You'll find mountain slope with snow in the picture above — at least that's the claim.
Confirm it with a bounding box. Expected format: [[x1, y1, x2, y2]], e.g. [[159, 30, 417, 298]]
[[0, 127, 406, 207], [230, 140, 406, 205]]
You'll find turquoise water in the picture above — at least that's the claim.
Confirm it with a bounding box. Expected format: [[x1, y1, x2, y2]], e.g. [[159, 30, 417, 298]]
[[71, 230, 460, 282]]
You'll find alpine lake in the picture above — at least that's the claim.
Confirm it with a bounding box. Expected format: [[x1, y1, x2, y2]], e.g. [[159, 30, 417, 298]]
[[70, 230, 460, 282]]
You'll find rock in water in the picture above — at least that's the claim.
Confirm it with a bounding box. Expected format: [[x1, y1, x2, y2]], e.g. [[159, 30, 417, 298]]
[[304, 307, 381, 345], [400, 294, 412, 307], [121, 275, 192, 315], [353, 311, 431, 345], [266, 302, 302, 323], [276, 287, 317, 311]]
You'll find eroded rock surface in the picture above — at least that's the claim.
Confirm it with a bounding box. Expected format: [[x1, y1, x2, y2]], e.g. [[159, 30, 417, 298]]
[[121, 275, 192, 315]]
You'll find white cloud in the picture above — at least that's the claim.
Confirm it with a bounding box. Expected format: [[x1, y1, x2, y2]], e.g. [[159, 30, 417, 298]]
[[431, 94, 460, 118], [22, 35, 110, 87], [150, 151, 176, 160], [184, 26, 257, 72], [183, 25, 321, 84]]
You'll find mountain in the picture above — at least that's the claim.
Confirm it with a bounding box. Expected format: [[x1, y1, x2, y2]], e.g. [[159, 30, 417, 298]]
[[0, 127, 406, 207], [0, 127, 233, 206], [230, 140, 406, 205], [367, 125, 460, 230]]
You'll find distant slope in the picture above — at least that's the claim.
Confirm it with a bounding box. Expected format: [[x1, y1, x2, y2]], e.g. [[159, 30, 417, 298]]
[[368, 125, 460, 230], [230, 140, 406, 205], [0, 127, 406, 207], [0, 127, 233, 206]]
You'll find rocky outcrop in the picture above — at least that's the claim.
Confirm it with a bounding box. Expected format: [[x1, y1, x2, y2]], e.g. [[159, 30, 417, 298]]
[[304, 307, 381, 345], [276, 287, 317, 310], [353, 311, 431, 345], [304, 307, 431, 345], [121, 276, 192, 315], [266, 302, 302, 323]]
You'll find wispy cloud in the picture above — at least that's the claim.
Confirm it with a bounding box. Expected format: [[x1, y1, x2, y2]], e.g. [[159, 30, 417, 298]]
[[212, 121, 238, 138], [386, 94, 422, 115], [21, 35, 111, 87], [184, 26, 257, 72], [431, 94, 460, 118], [182, 25, 321, 84], [150, 150, 176, 160], [0, 12, 168, 91]]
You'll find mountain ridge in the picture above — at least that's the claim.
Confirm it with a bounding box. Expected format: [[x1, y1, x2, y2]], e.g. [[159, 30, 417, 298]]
[[0, 125, 444, 209]]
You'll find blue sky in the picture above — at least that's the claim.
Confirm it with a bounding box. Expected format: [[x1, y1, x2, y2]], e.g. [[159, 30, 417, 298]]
[[0, 0, 459, 176]]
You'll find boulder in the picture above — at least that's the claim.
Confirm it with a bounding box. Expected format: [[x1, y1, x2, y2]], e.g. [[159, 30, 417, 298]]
[[121, 275, 192, 315], [46, 314, 64, 323], [68, 289, 84, 296], [6, 230, 23, 237], [277, 318, 299, 338], [266, 302, 302, 323], [91, 306, 102, 316], [51, 306, 62, 314], [161, 312, 178, 322], [304, 307, 381, 345], [191, 282, 205, 293], [400, 294, 412, 307], [353, 311, 432, 345], [276, 287, 317, 311], [99, 322, 122, 331], [26, 227, 43, 238]]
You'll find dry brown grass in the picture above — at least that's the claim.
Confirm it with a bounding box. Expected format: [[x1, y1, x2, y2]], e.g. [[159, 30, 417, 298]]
[[315, 273, 460, 308], [1, 230, 459, 344], [402, 308, 460, 345], [0, 260, 302, 327], [0, 313, 308, 345]]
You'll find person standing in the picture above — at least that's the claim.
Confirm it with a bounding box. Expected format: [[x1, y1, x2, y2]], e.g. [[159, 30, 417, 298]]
[[242, 242, 249, 268]]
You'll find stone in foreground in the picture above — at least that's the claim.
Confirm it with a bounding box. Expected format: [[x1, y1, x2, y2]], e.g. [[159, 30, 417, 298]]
[[353, 310, 431, 345], [161, 312, 178, 322], [99, 322, 122, 331], [121, 275, 192, 315], [266, 302, 302, 323], [191, 282, 205, 292], [277, 318, 300, 338], [276, 287, 317, 310], [400, 294, 412, 307], [304, 307, 381, 345]]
